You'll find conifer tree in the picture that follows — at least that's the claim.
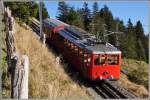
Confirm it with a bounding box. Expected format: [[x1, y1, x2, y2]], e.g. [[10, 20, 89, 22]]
[[41, 3, 49, 20], [135, 21, 147, 61], [57, 1, 69, 23], [91, 2, 104, 40], [92, 2, 99, 17], [81, 2, 91, 31], [123, 19, 137, 58], [113, 18, 125, 47], [67, 7, 78, 25], [71, 8, 84, 29], [99, 5, 116, 44], [57, 2, 84, 28]]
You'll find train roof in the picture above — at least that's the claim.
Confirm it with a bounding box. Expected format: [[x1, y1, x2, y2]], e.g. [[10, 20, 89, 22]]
[[43, 18, 121, 54], [44, 18, 69, 27], [85, 43, 121, 54]]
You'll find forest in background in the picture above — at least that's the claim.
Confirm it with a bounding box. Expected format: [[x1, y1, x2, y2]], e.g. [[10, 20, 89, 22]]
[[4, 1, 148, 62]]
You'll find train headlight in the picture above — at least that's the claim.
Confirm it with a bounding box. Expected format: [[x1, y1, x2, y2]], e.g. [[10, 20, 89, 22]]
[[100, 76, 103, 80]]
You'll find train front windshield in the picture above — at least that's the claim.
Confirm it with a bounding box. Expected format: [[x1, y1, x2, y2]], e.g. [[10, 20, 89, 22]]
[[94, 54, 119, 66]]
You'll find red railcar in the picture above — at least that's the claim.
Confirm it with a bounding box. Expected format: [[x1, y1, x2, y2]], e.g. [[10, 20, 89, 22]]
[[43, 18, 121, 81]]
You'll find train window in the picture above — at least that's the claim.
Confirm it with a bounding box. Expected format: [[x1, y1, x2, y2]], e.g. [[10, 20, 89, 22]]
[[106, 55, 118, 65], [94, 55, 105, 66]]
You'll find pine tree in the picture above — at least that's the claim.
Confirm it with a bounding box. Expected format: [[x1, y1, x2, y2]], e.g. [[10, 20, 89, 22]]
[[81, 2, 91, 31], [57, 1, 84, 28], [91, 2, 105, 40], [71, 8, 84, 28], [136, 39, 146, 60], [56, 1, 69, 23], [99, 5, 114, 30], [99, 5, 116, 44], [92, 2, 99, 17], [42, 3, 49, 20], [67, 7, 77, 25], [123, 19, 137, 58], [135, 21, 147, 61], [76, 8, 85, 29], [135, 21, 147, 49], [113, 18, 125, 47]]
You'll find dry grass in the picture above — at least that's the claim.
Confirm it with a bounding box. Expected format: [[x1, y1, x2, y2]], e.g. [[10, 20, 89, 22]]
[[119, 58, 149, 98], [118, 74, 148, 98], [13, 22, 93, 99]]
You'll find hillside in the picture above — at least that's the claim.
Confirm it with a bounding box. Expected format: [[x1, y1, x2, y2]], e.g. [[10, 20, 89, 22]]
[[13, 20, 93, 99], [13, 20, 149, 98], [118, 59, 148, 98]]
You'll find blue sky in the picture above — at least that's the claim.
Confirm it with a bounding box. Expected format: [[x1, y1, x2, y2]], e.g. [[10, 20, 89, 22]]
[[44, 1, 149, 34]]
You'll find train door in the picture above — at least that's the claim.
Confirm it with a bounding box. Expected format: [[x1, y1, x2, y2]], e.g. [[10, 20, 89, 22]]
[[82, 53, 91, 78]]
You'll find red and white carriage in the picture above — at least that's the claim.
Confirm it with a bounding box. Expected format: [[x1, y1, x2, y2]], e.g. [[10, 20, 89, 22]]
[[43, 18, 121, 81]]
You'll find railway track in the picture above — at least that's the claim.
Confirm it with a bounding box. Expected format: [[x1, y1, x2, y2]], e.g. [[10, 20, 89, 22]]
[[91, 80, 137, 99], [29, 18, 137, 99], [108, 80, 137, 98], [29, 18, 40, 38]]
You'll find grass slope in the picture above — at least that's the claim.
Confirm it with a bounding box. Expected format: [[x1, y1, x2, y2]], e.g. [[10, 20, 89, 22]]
[[13, 21, 93, 99], [119, 58, 149, 98]]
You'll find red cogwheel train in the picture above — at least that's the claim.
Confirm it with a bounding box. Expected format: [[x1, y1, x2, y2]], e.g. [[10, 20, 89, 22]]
[[43, 18, 121, 81]]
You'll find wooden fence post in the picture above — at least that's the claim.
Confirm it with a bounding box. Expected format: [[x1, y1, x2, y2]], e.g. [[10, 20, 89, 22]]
[[11, 54, 29, 99], [4, 7, 29, 99], [19, 55, 29, 99]]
